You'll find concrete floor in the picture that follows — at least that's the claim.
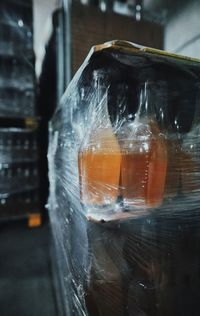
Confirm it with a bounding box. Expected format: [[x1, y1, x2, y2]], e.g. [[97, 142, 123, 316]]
[[0, 220, 57, 316]]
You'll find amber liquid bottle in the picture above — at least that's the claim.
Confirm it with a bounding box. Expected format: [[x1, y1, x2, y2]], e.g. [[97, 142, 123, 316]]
[[181, 84, 200, 195], [78, 70, 121, 218], [120, 81, 168, 210], [157, 82, 180, 199]]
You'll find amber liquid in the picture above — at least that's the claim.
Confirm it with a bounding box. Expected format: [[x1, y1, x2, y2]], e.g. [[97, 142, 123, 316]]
[[164, 140, 181, 198], [78, 129, 121, 206], [79, 151, 121, 205], [180, 130, 200, 195], [120, 122, 167, 209], [180, 150, 199, 194]]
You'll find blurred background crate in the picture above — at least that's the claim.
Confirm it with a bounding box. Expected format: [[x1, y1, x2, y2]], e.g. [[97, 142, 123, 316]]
[[0, 88, 35, 118], [0, 161, 39, 195], [0, 189, 40, 219], [71, 1, 163, 75], [0, 0, 41, 223], [0, 0, 33, 45], [0, 56, 35, 103], [0, 23, 33, 56], [0, 128, 38, 163]]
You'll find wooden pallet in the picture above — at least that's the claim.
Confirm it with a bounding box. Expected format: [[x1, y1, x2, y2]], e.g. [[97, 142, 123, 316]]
[[0, 116, 39, 129], [28, 213, 42, 228], [0, 211, 42, 228]]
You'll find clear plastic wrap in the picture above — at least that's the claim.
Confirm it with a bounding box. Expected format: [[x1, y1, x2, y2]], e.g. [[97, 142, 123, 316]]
[[48, 41, 200, 315], [0, 127, 40, 208], [0, 0, 39, 218]]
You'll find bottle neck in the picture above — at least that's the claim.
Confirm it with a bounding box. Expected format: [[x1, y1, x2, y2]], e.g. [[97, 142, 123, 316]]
[[156, 82, 172, 133], [136, 81, 157, 121], [94, 78, 108, 104], [93, 70, 110, 128]]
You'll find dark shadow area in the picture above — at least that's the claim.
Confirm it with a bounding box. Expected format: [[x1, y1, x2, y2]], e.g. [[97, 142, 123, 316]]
[[0, 221, 57, 316]]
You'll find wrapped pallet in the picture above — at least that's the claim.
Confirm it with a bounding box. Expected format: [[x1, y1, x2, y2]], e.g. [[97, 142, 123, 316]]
[[48, 41, 200, 316]]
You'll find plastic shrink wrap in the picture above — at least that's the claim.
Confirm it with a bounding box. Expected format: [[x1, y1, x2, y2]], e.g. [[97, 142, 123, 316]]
[[48, 41, 200, 316], [0, 127, 40, 216], [0, 0, 35, 118], [0, 0, 39, 218]]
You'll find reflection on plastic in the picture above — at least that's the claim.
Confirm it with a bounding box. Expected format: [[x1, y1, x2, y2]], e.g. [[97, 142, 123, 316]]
[[78, 71, 121, 215], [78, 129, 121, 206], [181, 84, 200, 195], [120, 82, 167, 210]]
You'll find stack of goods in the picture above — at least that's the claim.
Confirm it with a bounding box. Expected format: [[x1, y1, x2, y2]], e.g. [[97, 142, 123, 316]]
[[0, 0, 35, 118], [48, 41, 200, 315], [0, 0, 40, 221], [0, 128, 40, 217], [70, 1, 163, 74]]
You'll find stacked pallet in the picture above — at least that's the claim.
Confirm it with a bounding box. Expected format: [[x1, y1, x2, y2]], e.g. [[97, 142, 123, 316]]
[[0, 0, 41, 226], [71, 1, 163, 74]]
